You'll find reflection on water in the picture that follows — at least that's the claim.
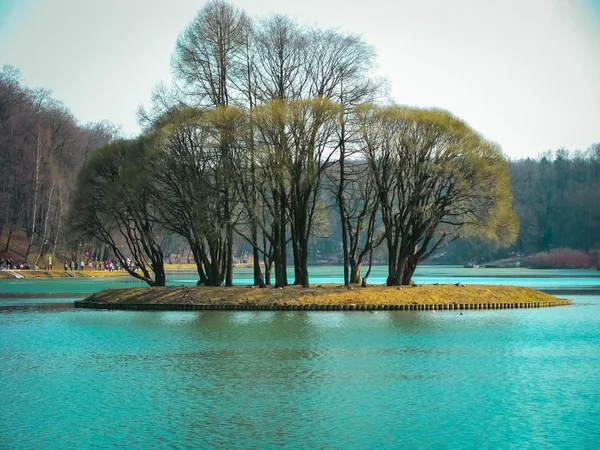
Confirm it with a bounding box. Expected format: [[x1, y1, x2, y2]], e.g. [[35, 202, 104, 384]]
[[0, 296, 599, 448], [0, 301, 74, 313], [1, 270, 600, 448]]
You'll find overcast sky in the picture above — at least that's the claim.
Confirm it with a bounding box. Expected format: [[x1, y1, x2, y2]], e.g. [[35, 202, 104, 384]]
[[1, 0, 599, 159]]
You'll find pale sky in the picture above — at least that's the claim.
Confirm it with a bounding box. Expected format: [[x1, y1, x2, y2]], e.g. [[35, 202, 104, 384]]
[[1, 0, 599, 159]]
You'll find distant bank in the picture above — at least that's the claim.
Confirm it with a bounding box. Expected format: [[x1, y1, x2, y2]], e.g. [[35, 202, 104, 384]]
[[0, 264, 198, 279], [0, 270, 133, 279]]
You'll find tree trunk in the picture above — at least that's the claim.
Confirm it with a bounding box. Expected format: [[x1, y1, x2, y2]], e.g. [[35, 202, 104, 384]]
[[361, 244, 375, 287], [338, 103, 349, 286], [52, 187, 63, 255], [153, 261, 166, 287], [34, 181, 54, 267], [291, 235, 302, 285], [191, 246, 209, 286], [399, 243, 422, 285], [299, 267, 309, 288], [386, 243, 399, 286], [401, 257, 417, 285], [262, 233, 272, 286], [225, 223, 234, 286], [389, 268, 402, 286], [350, 262, 362, 284], [390, 248, 412, 286], [252, 244, 265, 287], [273, 212, 285, 288], [274, 245, 286, 288], [25, 136, 42, 261], [298, 239, 310, 288], [341, 222, 349, 286], [279, 190, 288, 286]]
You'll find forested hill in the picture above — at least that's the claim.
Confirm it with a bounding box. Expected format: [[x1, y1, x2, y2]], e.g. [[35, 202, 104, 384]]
[[511, 148, 600, 254], [0, 65, 119, 263]]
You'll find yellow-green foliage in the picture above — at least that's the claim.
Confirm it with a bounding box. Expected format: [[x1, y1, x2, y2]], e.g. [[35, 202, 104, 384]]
[[353, 103, 519, 245], [85, 284, 563, 306]]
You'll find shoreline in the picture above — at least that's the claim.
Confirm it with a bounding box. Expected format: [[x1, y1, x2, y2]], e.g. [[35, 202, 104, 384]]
[[0, 269, 134, 279], [2, 265, 599, 280], [75, 284, 571, 311]]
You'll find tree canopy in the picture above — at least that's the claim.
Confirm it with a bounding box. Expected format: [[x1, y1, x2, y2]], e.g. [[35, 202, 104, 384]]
[[66, 1, 524, 287]]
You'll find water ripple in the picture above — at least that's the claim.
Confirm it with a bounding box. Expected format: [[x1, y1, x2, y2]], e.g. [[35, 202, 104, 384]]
[[0, 296, 599, 448]]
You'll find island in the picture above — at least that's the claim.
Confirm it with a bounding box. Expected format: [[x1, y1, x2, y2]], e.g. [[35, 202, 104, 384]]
[[75, 284, 571, 311]]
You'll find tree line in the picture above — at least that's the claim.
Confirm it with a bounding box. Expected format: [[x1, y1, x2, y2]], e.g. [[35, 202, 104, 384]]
[[512, 147, 600, 254], [0, 65, 118, 265], [69, 0, 517, 288], [435, 146, 600, 264]]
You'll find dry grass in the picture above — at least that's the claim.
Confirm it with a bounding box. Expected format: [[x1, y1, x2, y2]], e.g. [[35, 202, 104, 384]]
[[164, 263, 253, 270], [164, 263, 197, 270], [84, 284, 563, 306], [14, 270, 134, 279]]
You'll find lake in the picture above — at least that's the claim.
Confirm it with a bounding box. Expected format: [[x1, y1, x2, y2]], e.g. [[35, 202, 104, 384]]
[[1, 266, 599, 448]]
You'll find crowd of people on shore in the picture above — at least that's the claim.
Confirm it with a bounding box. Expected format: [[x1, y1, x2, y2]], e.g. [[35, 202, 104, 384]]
[[0, 257, 139, 272], [0, 258, 30, 270], [63, 258, 139, 272]]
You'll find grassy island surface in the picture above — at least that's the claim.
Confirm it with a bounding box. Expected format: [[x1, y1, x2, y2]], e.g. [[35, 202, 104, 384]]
[[76, 284, 570, 310]]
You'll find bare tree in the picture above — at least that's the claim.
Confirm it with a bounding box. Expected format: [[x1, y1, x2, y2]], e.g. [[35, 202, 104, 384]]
[[172, 0, 250, 107], [252, 15, 308, 102]]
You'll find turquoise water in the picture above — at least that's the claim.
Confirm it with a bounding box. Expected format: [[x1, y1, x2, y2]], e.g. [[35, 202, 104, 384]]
[[1, 268, 599, 448], [1, 265, 599, 293]]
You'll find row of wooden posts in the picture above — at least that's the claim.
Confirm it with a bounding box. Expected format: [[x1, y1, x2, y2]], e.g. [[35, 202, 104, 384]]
[[74, 300, 573, 311]]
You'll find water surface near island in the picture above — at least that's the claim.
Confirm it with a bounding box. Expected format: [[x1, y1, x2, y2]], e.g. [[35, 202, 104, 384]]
[[1, 265, 600, 294], [1, 267, 599, 448]]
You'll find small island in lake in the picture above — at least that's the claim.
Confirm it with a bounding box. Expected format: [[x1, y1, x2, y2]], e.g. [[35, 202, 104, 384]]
[[76, 284, 571, 311]]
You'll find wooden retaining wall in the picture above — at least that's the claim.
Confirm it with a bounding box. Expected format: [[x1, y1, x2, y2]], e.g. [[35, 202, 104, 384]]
[[74, 299, 573, 311]]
